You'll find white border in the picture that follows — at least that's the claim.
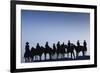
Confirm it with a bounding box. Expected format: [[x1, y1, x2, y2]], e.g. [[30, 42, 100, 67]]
[[16, 4, 94, 69]]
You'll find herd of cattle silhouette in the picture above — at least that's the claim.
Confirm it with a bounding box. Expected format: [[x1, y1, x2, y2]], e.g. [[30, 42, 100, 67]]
[[24, 40, 88, 62]]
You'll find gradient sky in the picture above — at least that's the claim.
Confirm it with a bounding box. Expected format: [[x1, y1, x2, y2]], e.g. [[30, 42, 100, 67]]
[[21, 10, 90, 62]]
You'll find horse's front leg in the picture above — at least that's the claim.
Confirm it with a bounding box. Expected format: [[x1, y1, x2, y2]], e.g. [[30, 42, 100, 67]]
[[44, 53, 46, 60], [82, 51, 85, 56], [62, 54, 64, 59], [73, 52, 75, 59], [67, 53, 69, 58], [71, 53, 73, 59], [30, 57, 32, 62], [57, 53, 59, 59], [25, 58, 27, 62], [35, 55, 38, 61], [76, 52, 78, 58], [49, 53, 52, 60], [32, 56, 34, 62], [39, 55, 41, 61]]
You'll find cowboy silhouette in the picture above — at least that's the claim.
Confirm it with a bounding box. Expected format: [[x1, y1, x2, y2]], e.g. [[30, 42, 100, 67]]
[[53, 43, 56, 54], [36, 43, 41, 60], [57, 41, 60, 49], [45, 42, 49, 49], [83, 40, 87, 56], [36, 43, 40, 50], [52, 43, 56, 59], [67, 41, 75, 59], [77, 40, 80, 46], [56, 41, 61, 59], [68, 40, 71, 46], [45, 42, 52, 60], [83, 40, 87, 47], [24, 42, 31, 62], [25, 42, 30, 51]]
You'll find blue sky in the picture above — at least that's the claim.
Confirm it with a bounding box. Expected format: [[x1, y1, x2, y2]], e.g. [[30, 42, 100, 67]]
[[21, 10, 90, 62]]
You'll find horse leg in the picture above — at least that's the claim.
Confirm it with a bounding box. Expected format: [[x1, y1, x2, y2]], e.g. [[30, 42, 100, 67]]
[[57, 53, 58, 59], [28, 57, 30, 62], [29, 57, 32, 62], [61, 54, 62, 59], [40, 55, 42, 61], [82, 51, 85, 56], [35, 56, 38, 61], [25, 58, 27, 62], [71, 53, 73, 59], [61, 54, 63, 59], [30, 57, 32, 62], [32, 56, 34, 62], [34, 56, 36, 61], [26, 58, 29, 62], [73, 52, 75, 59], [25, 58, 26, 62], [67, 53, 69, 58], [63, 53, 64, 59], [45, 53, 46, 60], [85, 51, 86, 55], [49, 54, 51, 60], [39, 55, 41, 61], [76, 52, 78, 58], [27, 57, 29, 62], [52, 53, 54, 59], [60, 54, 61, 59]]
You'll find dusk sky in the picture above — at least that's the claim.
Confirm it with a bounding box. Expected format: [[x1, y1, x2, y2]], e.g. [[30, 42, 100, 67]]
[[21, 10, 90, 62]]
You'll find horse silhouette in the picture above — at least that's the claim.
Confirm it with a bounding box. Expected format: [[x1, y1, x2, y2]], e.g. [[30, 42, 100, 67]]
[[74, 46, 87, 58], [51, 43, 57, 59], [74, 40, 87, 58], [56, 41, 61, 59], [44, 42, 52, 60], [65, 43, 75, 59], [30, 47, 35, 61], [30, 43, 44, 61], [60, 42, 66, 58], [39, 46, 44, 61], [36, 43, 42, 60], [83, 40, 87, 56], [56, 41, 66, 59]]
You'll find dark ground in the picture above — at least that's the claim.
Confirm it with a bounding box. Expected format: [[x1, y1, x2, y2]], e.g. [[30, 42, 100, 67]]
[[26, 55, 90, 63]]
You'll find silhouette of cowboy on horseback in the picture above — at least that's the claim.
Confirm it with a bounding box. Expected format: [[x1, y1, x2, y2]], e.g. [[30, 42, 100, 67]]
[[24, 42, 31, 62], [83, 40, 87, 56], [45, 42, 52, 60], [83, 40, 87, 47]]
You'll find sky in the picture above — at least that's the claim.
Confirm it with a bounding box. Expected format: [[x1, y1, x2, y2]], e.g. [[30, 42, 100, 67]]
[[21, 10, 90, 62]]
